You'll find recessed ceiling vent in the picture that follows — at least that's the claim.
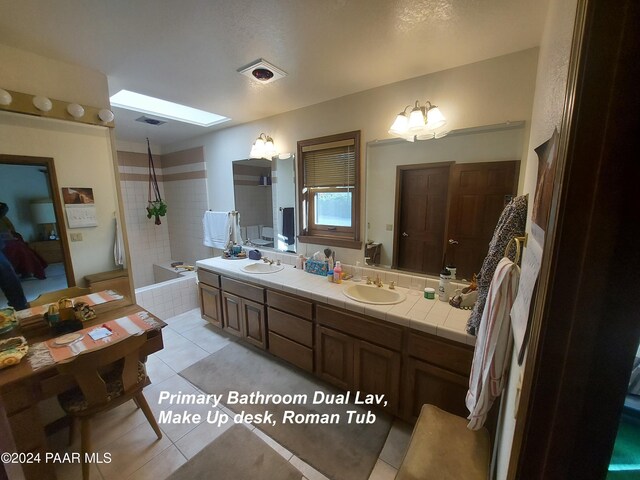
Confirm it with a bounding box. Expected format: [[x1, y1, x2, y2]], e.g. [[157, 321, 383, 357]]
[[237, 58, 287, 84], [135, 115, 167, 126]]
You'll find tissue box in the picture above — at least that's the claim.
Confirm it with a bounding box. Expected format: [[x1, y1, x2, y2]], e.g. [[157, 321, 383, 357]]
[[305, 259, 328, 276]]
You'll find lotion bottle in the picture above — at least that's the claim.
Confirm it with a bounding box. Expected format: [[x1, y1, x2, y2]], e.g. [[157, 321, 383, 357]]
[[438, 268, 452, 302], [333, 261, 343, 284]]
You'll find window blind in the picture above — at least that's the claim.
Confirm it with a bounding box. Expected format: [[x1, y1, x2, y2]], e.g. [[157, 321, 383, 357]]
[[303, 140, 355, 188]]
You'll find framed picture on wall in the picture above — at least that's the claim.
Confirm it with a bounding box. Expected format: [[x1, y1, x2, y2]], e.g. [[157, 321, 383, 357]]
[[62, 187, 97, 228]]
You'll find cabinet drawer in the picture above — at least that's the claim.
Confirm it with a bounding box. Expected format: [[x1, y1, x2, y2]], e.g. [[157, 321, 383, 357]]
[[268, 308, 313, 347], [267, 290, 313, 320], [197, 268, 220, 287], [317, 305, 402, 351], [407, 331, 473, 376], [269, 332, 313, 372], [222, 277, 264, 303]]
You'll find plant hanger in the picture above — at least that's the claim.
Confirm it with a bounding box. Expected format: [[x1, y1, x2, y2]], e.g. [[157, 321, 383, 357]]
[[146, 138, 167, 225]]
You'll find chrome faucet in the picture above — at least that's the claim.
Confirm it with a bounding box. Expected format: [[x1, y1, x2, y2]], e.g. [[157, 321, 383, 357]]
[[262, 257, 274, 265]]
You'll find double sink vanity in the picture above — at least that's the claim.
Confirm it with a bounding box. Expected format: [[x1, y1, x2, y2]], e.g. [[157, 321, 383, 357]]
[[196, 256, 476, 422]]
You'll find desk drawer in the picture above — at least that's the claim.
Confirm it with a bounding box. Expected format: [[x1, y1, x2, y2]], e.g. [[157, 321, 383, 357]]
[[0, 382, 36, 414], [222, 277, 264, 303], [198, 269, 220, 288], [268, 332, 313, 372], [267, 290, 313, 320], [268, 308, 313, 347]]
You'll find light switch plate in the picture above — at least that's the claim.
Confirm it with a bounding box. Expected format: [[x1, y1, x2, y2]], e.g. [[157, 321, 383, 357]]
[[70, 233, 83, 242]]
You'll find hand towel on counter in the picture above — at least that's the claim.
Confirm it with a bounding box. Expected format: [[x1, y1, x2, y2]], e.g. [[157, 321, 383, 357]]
[[466, 257, 520, 430], [203, 211, 230, 249]]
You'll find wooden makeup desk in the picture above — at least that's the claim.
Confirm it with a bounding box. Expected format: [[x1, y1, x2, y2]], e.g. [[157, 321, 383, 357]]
[[0, 302, 166, 480]]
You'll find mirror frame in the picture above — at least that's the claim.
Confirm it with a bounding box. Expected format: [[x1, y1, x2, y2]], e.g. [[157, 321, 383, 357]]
[[0, 153, 75, 287]]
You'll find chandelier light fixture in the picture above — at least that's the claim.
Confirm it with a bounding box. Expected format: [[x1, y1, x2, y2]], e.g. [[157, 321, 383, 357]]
[[250, 133, 277, 160], [388, 100, 447, 142]]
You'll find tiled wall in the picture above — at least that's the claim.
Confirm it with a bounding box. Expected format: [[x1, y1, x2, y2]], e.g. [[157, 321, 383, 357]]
[[118, 147, 212, 288], [162, 148, 212, 265], [118, 151, 171, 288]]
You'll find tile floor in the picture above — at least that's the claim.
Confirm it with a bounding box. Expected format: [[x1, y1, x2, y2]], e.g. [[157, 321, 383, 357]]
[[47, 308, 412, 480]]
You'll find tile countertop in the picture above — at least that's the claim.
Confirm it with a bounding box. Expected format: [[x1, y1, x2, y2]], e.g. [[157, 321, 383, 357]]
[[196, 257, 477, 347]]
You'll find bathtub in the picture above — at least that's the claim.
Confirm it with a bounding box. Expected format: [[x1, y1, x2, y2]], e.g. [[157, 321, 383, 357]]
[[134, 261, 198, 320], [153, 260, 197, 283]]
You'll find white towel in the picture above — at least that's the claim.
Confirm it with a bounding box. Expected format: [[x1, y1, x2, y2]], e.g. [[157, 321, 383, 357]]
[[203, 211, 230, 249], [114, 217, 125, 266], [466, 257, 520, 430]]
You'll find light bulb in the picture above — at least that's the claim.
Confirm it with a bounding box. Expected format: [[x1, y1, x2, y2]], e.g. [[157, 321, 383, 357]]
[[0, 89, 12, 106], [67, 103, 85, 119], [33, 96, 52, 112], [98, 109, 114, 122]]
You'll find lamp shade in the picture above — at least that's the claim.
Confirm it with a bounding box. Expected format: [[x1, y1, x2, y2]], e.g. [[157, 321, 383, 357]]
[[30, 201, 56, 224], [408, 107, 426, 131], [426, 106, 446, 130], [389, 113, 409, 135]]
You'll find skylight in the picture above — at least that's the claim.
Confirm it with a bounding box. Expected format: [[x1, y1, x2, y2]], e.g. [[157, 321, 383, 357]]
[[109, 90, 229, 127]]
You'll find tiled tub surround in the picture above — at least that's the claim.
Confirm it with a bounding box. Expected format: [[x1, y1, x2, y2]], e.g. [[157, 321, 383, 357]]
[[196, 256, 475, 346], [135, 275, 199, 320]]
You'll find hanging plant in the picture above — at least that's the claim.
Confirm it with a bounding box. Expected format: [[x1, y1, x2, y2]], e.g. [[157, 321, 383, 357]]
[[146, 138, 167, 225]]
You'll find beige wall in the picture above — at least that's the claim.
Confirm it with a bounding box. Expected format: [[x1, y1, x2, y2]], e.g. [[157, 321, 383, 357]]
[[495, 1, 578, 477], [166, 48, 539, 266], [0, 44, 122, 285]]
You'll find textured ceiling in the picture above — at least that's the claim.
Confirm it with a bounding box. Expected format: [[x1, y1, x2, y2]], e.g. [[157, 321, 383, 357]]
[[0, 0, 549, 146]]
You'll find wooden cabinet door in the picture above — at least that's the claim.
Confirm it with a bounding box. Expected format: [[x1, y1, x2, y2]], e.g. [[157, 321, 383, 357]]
[[403, 357, 470, 422], [242, 298, 267, 349], [199, 283, 222, 328], [354, 340, 401, 415], [315, 326, 354, 390], [222, 291, 243, 337]]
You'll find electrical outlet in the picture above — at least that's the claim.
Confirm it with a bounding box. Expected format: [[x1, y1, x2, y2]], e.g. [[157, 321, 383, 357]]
[[386, 224, 393, 231], [70, 233, 83, 242]]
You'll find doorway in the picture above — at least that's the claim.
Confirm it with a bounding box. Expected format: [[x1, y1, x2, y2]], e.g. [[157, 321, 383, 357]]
[[394, 163, 451, 275], [0, 155, 74, 307]]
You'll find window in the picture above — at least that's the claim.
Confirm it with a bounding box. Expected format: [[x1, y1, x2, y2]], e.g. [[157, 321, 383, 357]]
[[297, 131, 362, 249]]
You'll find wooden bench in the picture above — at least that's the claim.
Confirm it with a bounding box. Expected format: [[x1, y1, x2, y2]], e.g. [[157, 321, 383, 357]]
[[396, 404, 491, 480]]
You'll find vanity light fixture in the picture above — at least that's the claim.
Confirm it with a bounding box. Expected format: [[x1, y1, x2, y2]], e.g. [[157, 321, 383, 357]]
[[250, 133, 277, 160], [388, 100, 447, 141], [0, 89, 12, 106]]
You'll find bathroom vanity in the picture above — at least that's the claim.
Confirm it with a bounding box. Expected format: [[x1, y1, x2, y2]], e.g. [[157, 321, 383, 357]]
[[196, 256, 475, 422]]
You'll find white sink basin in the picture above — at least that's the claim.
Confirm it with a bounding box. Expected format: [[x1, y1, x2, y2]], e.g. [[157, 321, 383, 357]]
[[342, 284, 406, 305], [241, 262, 284, 274]]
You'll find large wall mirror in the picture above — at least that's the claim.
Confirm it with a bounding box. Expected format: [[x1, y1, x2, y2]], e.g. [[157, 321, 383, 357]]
[[365, 122, 525, 280], [0, 111, 134, 309], [232, 154, 296, 253]]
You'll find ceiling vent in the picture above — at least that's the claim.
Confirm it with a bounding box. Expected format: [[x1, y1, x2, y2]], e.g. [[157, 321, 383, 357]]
[[135, 115, 167, 126], [237, 59, 287, 84]]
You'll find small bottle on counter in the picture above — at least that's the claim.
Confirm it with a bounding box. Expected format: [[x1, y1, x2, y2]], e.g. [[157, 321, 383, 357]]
[[353, 261, 362, 282], [333, 261, 343, 284], [424, 287, 435, 300], [296, 255, 305, 269], [438, 268, 452, 302], [327, 270, 334, 282]]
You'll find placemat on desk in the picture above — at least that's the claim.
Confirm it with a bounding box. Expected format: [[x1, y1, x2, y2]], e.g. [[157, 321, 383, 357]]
[[17, 290, 124, 323], [26, 311, 160, 370]]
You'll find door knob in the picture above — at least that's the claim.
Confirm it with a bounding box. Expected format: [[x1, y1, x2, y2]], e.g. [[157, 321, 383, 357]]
[[402, 232, 409, 237]]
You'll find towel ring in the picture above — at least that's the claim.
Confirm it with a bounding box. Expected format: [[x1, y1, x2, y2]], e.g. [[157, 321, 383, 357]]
[[505, 235, 527, 265]]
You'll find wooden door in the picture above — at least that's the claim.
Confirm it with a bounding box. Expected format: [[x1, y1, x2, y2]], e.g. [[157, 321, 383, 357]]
[[354, 340, 401, 415], [242, 298, 267, 349], [199, 283, 222, 328], [447, 161, 519, 280], [315, 326, 354, 390], [221, 291, 243, 337], [395, 164, 451, 275], [403, 357, 469, 422]]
